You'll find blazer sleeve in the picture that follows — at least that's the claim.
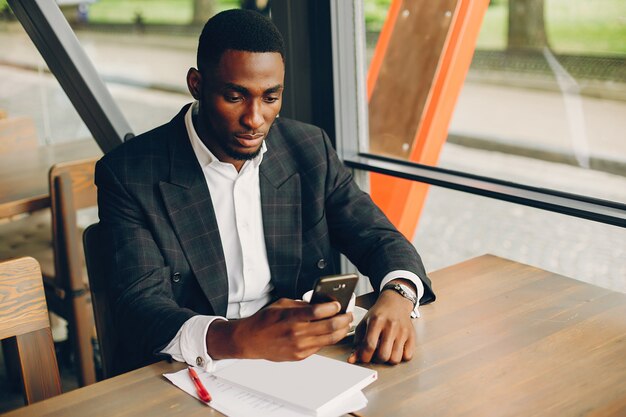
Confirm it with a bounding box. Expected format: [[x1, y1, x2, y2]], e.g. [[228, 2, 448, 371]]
[[320, 130, 435, 303], [95, 158, 197, 368]]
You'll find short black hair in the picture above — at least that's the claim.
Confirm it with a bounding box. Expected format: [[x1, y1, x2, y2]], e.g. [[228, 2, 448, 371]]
[[197, 9, 285, 73]]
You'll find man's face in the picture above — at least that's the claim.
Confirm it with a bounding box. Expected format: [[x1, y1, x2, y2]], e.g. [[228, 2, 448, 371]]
[[192, 50, 284, 169]]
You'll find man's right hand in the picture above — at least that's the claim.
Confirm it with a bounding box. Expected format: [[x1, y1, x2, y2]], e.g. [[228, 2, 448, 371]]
[[206, 298, 352, 361]]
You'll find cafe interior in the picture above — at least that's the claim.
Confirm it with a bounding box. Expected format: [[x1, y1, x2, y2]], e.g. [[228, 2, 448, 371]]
[[0, 0, 625, 415]]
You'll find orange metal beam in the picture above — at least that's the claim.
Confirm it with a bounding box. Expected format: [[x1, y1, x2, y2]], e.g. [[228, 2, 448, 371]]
[[368, 0, 489, 239]]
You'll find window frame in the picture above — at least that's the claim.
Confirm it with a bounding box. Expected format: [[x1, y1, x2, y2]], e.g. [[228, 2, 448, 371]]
[[329, 0, 626, 229]]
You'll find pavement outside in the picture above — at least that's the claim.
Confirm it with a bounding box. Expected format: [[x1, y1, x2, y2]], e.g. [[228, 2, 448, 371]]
[[0, 20, 625, 411]]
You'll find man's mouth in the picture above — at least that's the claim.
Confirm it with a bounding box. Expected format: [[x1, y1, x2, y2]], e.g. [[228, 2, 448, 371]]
[[234, 133, 264, 148], [236, 133, 264, 139]]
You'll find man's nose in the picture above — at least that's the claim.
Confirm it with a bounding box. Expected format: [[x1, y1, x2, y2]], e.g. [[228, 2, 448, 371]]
[[241, 100, 264, 130]]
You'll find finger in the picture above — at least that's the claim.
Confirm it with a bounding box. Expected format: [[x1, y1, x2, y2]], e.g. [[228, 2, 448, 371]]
[[328, 313, 353, 334], [356, 317, 383, 363], [283, 314, 351, 345], [308, 301, 341, 320], [375, 322, 399, 363], [297, 313, 352, 337], [269, 302, 336, 323], [271, 298, 305, 308], [388, 334, 407, 364], [288, 347, 321, 361], [308, 327, 351, 349], [292, 325, 350, 354], [403, 329, 416, 361], [327, 326, 350, 344]]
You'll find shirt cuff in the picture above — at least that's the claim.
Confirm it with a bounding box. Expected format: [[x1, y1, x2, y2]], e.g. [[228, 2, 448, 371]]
[[160, 315, 227, 372], [380, 270, 425, 319]]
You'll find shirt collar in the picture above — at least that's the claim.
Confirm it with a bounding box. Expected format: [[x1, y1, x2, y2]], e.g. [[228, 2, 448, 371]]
[[185, 101, 267, 170]]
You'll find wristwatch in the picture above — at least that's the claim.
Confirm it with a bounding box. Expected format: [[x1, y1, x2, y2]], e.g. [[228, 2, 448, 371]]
[[382, 282, 418, 308]]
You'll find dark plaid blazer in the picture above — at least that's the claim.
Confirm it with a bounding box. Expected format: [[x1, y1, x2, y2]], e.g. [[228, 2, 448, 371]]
[[96, 104, 435, 373]]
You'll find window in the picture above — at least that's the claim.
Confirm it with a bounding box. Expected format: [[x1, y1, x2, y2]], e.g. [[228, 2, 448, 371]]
[[0, 15, 87, 144], [331, 0, 626, 287], [361, 0, 626, 203]]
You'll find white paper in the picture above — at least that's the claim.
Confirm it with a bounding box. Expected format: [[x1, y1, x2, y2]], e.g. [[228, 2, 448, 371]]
[[163, 366, 367, 417], [213, 354, 376, 415]]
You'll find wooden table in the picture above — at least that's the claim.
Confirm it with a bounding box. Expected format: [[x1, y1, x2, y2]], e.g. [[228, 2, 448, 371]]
[[0, 140, 101, 219], [5, 255, 626, 416]]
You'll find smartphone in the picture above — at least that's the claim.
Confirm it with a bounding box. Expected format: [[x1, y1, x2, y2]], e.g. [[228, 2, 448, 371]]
[[309, 273, 359, 314]]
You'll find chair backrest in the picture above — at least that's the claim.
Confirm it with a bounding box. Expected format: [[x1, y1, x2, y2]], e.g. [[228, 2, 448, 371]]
[[48, 157, 98, 290], [83, 223, 117, 380], [0, 257, 62, 404], [47, 158, 99, 386]]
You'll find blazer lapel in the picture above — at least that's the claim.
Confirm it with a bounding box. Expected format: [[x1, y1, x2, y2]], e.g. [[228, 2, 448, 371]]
[[260, 141, 302, 299], [159, 117, 229, 316]]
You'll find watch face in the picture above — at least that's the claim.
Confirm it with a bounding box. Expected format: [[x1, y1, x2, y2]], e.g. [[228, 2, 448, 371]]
[[398, 283, 416, 299]]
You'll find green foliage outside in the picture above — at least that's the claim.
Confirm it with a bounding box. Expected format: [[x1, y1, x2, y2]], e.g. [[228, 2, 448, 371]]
[[87, 0, 239, 24], [1, 0, 624, 55], [478, 0, 626, 55], [88, 0, 192, 24], [84, 0, 393, 28], [363, 0, 392, 33]]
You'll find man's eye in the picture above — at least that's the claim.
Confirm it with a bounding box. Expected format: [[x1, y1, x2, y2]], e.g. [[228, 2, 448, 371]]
[[264, 96, 279, 103], [225, 95, 242, 102]]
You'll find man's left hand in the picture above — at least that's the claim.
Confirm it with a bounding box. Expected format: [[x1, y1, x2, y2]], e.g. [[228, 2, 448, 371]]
[[347, 285, 416, 365]]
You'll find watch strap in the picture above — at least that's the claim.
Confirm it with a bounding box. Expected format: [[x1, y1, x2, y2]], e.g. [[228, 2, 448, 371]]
[[382, 282, 418, 308]]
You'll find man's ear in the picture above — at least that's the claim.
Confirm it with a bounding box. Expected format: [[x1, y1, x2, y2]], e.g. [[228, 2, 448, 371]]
[[186, 68, 202, 100]]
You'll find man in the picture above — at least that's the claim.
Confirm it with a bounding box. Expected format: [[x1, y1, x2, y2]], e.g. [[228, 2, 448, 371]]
[[96, 9, 435, 375]]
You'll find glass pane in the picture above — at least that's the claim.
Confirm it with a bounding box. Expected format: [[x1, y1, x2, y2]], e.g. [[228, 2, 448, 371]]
[[0, 13, 87, 144], [21, 0, 267, 138], [0, 0, 270, 145], [362, 0, 626, 204], [69, 0, 244, 135], [414, 184, 626, 293]]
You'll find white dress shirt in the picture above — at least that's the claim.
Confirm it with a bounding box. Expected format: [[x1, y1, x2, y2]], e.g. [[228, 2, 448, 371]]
[[162, 102, 424, 371]]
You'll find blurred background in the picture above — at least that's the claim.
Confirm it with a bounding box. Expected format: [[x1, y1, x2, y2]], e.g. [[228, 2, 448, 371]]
[[0, 0, 624, 301], [0, 0, 624, 409]]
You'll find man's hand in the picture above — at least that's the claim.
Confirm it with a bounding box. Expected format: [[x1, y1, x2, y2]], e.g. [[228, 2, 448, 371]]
[[348, 283, 416, 365], [206, 298, 353, 361]]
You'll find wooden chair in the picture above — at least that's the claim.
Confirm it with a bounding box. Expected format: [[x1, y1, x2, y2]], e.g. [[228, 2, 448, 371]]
[[0, 153, 99, 386], [0, 257, 62, 404], [0, 117, 56, 392], [45, 158, 99, 386], [83, 223, 118, 380]]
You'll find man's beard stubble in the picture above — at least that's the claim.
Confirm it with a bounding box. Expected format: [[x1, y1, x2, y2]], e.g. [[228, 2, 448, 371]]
[[221, 142, 263, 161]]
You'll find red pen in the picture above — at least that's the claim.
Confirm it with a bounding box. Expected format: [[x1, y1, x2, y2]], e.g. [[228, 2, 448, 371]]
[[188, 366, 212, 403]]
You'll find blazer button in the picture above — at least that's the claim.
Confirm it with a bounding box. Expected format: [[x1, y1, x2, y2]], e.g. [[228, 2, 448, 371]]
[[171, 272, 181, 283], [316, 259, 327, 270]]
